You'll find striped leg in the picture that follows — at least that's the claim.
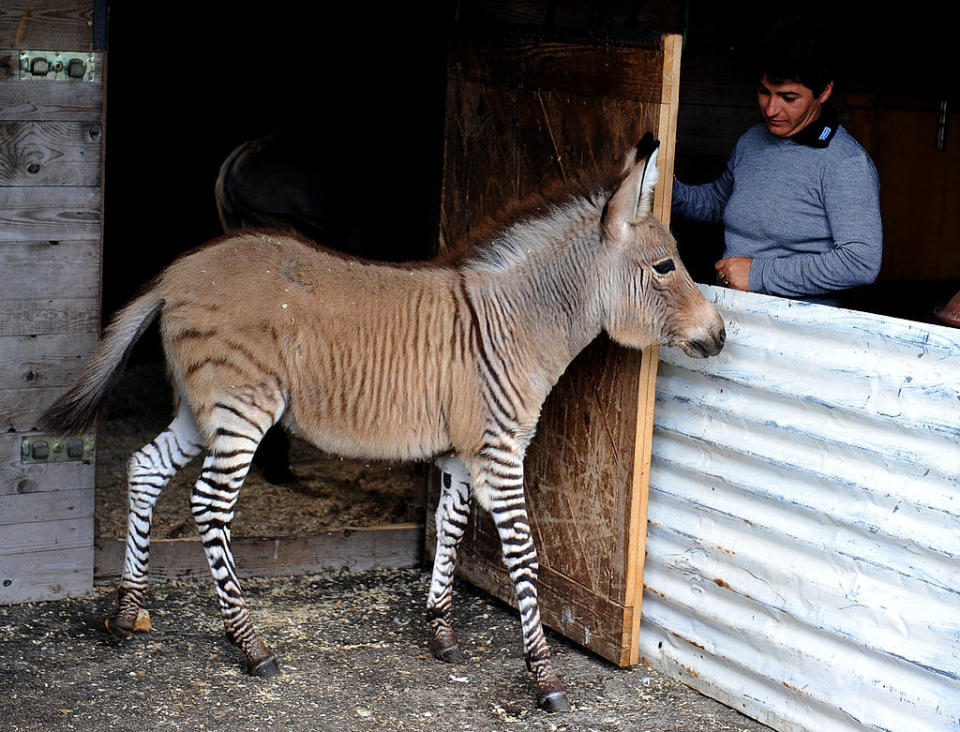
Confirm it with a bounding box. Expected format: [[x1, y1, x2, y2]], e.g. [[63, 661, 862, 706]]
[[107, 404, 203, 638], [192, 387, 285, 676], [482, 458, 570, 713], [427, 456, 472, 662]]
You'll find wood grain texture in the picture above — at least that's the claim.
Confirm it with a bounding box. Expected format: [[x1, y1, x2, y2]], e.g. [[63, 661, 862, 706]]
[[0, 56, 104, 120], [0, 121, 102, 185], [0, 0, 102, 606], [0, 515, 92, 556], [0, 332, 97, 392], [0, 297, 99, 336], [0, 186, 101, 241], [0, 2, 94, 49], [449, 34, 665, 102], [0, 239, 100, 299], [430, 31, 678, 666], [94, 525, 423, 584], [0, 545, 93, 604], [1, 383, 83, 430], [0, 432, 95, 497], [0, 486, 93, 525], [425, 518, 633, 664]]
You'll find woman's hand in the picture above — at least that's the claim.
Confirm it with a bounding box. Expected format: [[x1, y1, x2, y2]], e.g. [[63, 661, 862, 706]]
[[715, 257, 752, 290]]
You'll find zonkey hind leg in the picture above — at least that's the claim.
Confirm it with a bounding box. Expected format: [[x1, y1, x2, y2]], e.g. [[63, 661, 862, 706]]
[[427, 456, 472, 662], [107, 404, 203, 638], [191, 388, 285, 676]]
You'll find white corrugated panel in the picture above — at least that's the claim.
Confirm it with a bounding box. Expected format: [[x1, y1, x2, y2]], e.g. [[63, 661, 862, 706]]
[[640, 286, 960, 732]]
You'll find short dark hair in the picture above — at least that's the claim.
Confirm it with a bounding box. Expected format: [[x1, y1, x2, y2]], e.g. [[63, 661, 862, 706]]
[[754, 16, 836, 96]]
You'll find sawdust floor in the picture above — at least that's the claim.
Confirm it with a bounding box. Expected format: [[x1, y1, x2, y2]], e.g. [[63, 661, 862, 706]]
[[0, 360, 771, 730], [0, 568, 771, 731]]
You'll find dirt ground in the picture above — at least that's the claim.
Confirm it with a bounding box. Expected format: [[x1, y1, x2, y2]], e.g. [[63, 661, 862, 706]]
[[0, 362, 770, 730], [0, 568, 769, 731]]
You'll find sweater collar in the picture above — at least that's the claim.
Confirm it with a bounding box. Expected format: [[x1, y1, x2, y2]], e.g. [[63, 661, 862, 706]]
[[788, 106, 839, 148]]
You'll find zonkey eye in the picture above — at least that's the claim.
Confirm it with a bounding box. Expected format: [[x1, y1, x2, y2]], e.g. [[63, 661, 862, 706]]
[[653, 259, 675, 275]]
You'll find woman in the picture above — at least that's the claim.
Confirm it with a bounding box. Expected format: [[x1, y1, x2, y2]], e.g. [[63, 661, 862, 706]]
[[673, 17, 882, 304]]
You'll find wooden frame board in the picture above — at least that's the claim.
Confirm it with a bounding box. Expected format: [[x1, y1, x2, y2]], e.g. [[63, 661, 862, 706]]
[[0, 1, 103, 605], [426, 30, 682, 667]]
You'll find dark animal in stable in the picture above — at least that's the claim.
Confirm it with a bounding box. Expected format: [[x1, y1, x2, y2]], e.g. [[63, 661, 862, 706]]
[[40, 133, 725, 712], [214, 131, 435, 484]]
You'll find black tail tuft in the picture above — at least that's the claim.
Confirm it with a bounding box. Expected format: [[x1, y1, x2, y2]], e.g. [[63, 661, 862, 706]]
[[37, 295, 163, 435]]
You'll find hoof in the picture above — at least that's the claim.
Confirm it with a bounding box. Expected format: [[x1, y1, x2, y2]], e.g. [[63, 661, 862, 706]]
[[249, 655, 281, 677], [537, 689, 571, 713], [433, 642, 461, 663], [104, 615, 133, 640]]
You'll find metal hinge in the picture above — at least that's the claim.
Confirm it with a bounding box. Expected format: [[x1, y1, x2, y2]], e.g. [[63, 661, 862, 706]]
[[19, 50, 96, 82], [21, 434, 95, 464]]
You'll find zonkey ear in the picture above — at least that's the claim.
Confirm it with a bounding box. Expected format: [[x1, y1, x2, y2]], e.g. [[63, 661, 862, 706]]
[[604, 133, 660, 242]]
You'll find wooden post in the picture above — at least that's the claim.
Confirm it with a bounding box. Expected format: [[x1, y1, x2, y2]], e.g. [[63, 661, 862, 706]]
[[428, 30, 683, 666], [0, 1, 105, 604]]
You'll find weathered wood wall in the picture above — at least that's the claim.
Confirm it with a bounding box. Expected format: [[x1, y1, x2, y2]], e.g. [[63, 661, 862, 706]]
[[0, 0, 104, 604], [427, 28, 682, 667]]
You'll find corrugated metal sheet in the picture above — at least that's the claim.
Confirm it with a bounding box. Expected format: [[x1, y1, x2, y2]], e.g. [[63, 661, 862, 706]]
[[640, 286, 960, 731]]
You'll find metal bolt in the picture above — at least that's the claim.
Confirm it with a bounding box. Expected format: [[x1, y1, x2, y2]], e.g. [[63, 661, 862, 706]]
[[68, 58, 86, 78], [30, 57, 50, 76]]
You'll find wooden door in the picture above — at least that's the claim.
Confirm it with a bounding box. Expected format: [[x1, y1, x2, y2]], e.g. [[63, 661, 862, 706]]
[[426, 29, 682, 666], [0, 1, 105, 603]]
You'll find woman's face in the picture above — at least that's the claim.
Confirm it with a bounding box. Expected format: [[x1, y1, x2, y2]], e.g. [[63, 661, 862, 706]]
[[757, 75, 834, 138]]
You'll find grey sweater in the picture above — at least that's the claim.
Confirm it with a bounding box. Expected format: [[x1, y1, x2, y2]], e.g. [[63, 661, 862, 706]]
[[672, 123, 882, 298]]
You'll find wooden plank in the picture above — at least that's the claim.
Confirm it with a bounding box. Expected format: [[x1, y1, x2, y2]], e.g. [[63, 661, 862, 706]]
[[523, 337, 644, 605], [623, 343, 658, 663], [438, 81, 658, 253], [425, 487, 631, 664], [0, 332, 98, 391], [0, 121, 102, 185], [94, 524, 424, 584], [654, 33, 682, 222], [0, 431, 95, 496], [619, 32, 683, 666], [0, 297, 99, 336], [871, 108, 960, 281], [450, 33, 666, 102], [431, 30, 677, 666], [452, 1, 685, 32], [435, 543, 632, 665], [0, 383, 88, 431], [0, 486, 93, 525], [0, 515, 92, 556], [0, 545, 93, 604], [0, 186, 101, 241], [0, 49, 103, 83], [0, 3, 95, 49], [0, 239, 100, 300], [0, 71, 104, 122]]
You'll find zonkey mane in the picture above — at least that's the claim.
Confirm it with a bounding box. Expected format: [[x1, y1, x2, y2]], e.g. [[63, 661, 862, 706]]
[[451, 167, 621, 273]]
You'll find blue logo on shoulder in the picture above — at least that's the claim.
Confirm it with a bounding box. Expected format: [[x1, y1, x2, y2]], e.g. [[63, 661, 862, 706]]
[[819, 127, 832, 141]]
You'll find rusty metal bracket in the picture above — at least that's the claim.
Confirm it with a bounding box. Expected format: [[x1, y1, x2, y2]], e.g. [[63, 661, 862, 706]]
[[21, 434, 95, 464], [19, 50, 96, 82]]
